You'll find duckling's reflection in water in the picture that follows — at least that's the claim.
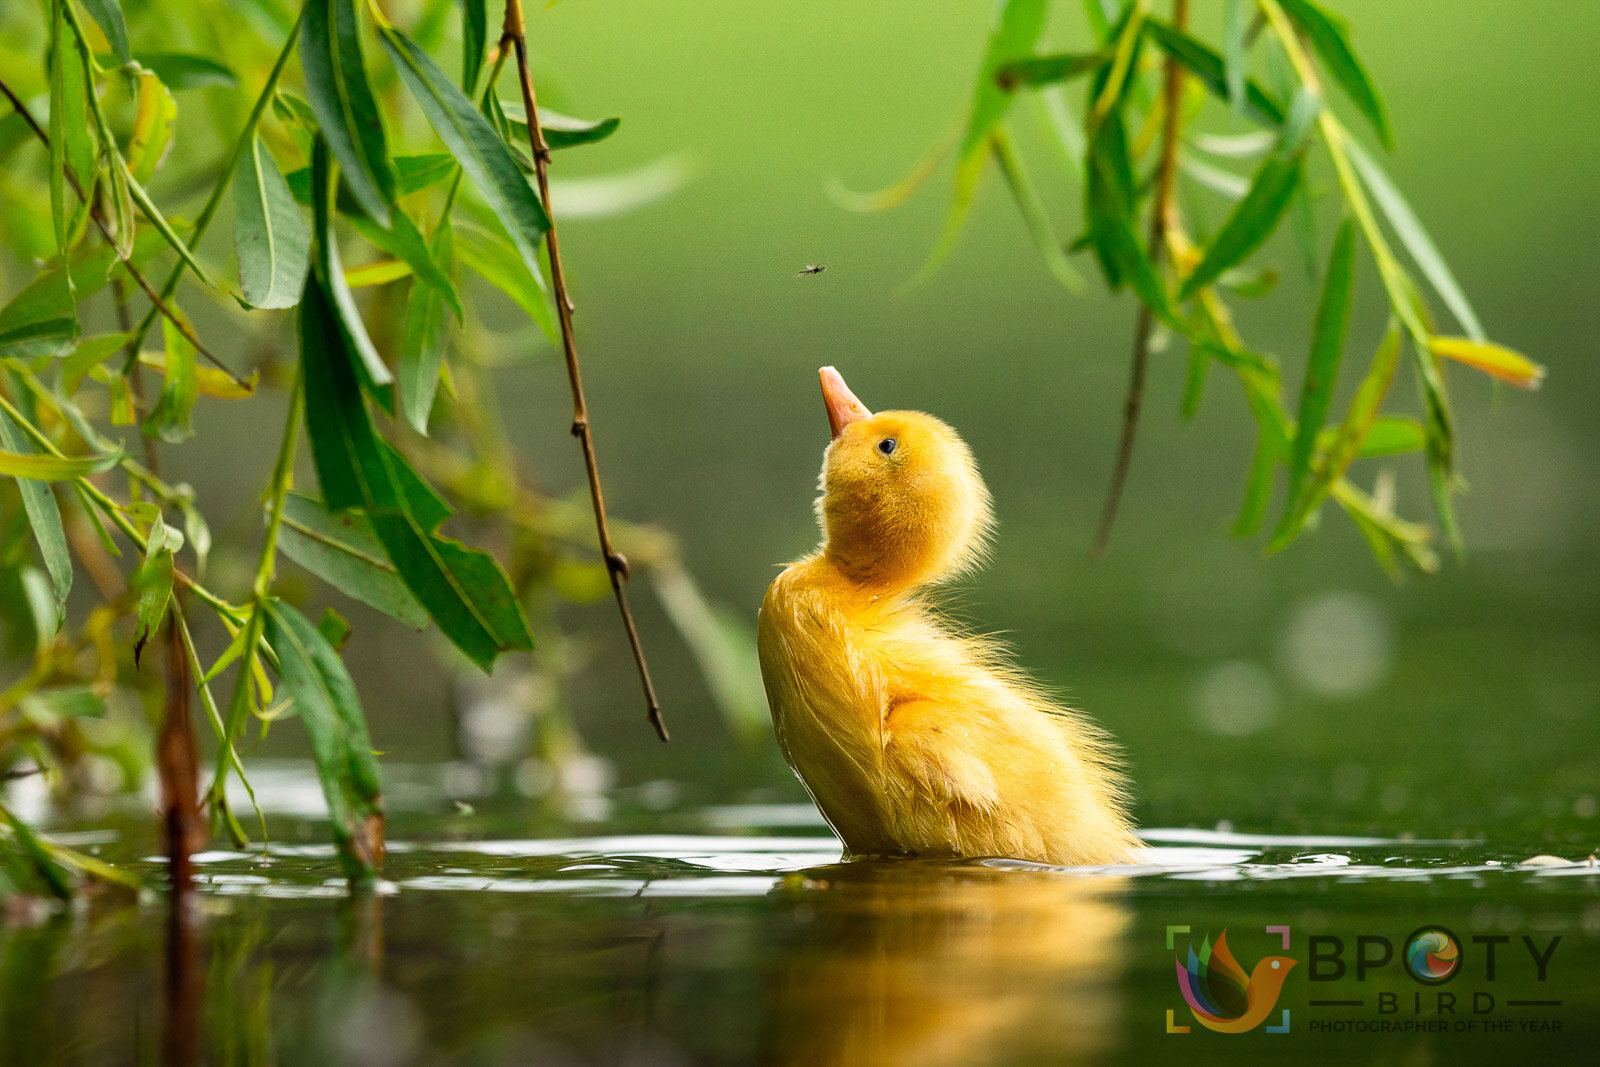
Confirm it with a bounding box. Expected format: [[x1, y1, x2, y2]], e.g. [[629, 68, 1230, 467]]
[[761, 859, 1130, 1065]]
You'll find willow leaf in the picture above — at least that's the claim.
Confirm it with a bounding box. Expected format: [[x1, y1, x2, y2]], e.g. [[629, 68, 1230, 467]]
[[131, 522, 181, 665], [263, 597, 383, 881], [497, 101, 622, 150], [302, 0, 395, 225], [1278, 0, 1392, 149], [1278, 218, 1356, 538], [298, 272, 534, 671], [234, 136, 311, 309], [309, 141, 393, 409], [1276, 322, 1402, 549], [994, 51, 1107, 91], [991, 124, 1082, 291], [1180, 154, 1302, 299], [1344, 137, 1485, 341], [80, 0, 131, 65], [459, 0, 486, 93], [0, 446, 122, 481], [135, 52, 236, 90], [1143, 18, 1285, 126], [143, 308, 198, 442], [0, 413, 70, 619], [277, 493, 430, 629], [379, 26, 551, 285], [399, 220, 453, 433]]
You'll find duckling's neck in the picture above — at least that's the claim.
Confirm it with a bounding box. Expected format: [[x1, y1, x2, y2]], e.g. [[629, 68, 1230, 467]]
[[816, 542, 927, 599]]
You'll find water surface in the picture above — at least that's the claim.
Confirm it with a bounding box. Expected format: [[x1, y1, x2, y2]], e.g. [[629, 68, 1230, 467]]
[[3, 763, 1596, 1064]]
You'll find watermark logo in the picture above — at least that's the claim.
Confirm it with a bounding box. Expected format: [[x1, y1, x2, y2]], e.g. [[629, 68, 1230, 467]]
[[1167, 925, 1296, 1034], [1403, 926, 1462, 985]]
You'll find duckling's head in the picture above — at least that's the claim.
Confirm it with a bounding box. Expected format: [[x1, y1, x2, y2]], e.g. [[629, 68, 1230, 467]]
[[815, 367, 993, 591]]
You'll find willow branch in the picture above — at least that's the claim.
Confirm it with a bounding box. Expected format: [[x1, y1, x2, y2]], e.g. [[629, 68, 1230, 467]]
[[1093, 0, 1190, 559], [501, 0, 667, 742], [0, 76, 249, 389]]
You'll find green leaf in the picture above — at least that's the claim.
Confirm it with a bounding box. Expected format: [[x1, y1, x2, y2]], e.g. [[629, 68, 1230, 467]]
[[49, 1, 92, 275], [496, 101, 622, 150], [1278, 0, 1392, 149], [1179, 155, 1302, 299], [991, 124, 1082, 291], [395, 153, 458, 195], [134, 52, 237, 90], [346, 202, 461, 321], [963, 0, 1049, 157], [234, 136, 311, 309], [1232, 370, 1290, 536], [399, 220, 453, 433], [80, 0, 131, 66], [309, 140, 393, 407], [262, 598, 383, 881], [298, 273, 534, 670], [459, 0, 487, 93], [909, 0, 1048, 287], [452, 219, 557, 341], [1344, 137, 1485, 341], [131, 521, 181, 666], [379, 26, 551, 287], [1278, 323, 1402, 545], [285, 153, 458, 203], [302, 0, 395, 225], [1355, 415, 1425, 456], [143, 307, 198, 442], [994, 51, 1107, 91], [1223, 0, 1247, 113], [1143, 18, 1285, 126], [0, 412, 70, 620], [277, 492, 430, 629], [1275, 217, 1356, 543], [0, 446, 122, 480], [1084, 114, 1176, 324], [0, 805, 74, 900]]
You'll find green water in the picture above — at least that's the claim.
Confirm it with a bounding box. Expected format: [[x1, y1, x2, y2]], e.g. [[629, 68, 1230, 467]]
[[3, 761, 1597, 1064]]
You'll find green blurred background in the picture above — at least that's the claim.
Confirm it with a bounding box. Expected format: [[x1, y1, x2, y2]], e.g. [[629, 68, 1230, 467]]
[[17, 0, 1600, 845]]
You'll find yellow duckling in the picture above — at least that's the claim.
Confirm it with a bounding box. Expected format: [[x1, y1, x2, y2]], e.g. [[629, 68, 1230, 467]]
[[758, 368, 1138, 866]]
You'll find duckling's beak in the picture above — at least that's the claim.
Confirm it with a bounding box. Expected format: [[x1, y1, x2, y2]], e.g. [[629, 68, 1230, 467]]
[[820, 366, 872, 439]]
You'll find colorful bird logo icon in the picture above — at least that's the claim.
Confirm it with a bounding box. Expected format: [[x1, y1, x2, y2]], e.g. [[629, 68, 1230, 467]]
[[1175, 929, 1297, 1033]]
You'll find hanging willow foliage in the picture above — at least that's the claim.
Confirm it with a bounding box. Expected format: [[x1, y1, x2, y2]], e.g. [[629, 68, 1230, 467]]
[[837, 0, 1545, 578], [0, 0, 741, 894]]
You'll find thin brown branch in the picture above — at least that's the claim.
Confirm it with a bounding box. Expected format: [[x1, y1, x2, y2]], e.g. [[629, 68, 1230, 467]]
[[0, 75, 250, 390], [1093, 0, 1190, 560], [500, 1, 668, 742]]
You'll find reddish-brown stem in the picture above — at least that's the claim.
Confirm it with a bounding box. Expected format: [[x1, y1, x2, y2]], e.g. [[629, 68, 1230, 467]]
[[159, 611, 203, 895], [501, 0, 667, 741], [1093, 0, 1190, 559]]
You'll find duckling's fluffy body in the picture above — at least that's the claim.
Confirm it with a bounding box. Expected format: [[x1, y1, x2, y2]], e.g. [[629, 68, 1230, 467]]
[[758, 372, 1138, 866]]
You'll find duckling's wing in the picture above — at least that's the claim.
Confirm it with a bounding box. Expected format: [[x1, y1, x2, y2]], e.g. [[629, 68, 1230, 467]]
[[879, 699, 1028, 857]]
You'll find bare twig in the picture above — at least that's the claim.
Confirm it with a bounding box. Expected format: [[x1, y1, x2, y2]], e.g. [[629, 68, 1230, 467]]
[[1093, 0, 1190, 559], [501, 0, 668, 742], [0, 75, 250, 390]]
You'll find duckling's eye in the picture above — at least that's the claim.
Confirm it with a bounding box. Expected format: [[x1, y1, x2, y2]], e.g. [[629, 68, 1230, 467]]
[[877, 438, 898, 456]]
